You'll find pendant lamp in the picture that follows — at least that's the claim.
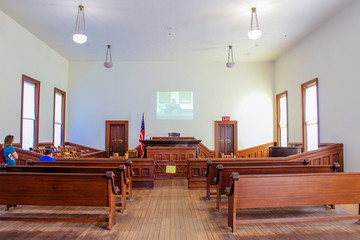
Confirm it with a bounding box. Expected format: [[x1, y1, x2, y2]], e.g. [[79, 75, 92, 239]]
[[73, 5, 87, 44], [248, 7, 262, 40], [226, 46, 235, 68], [104, 45, 114, 68]]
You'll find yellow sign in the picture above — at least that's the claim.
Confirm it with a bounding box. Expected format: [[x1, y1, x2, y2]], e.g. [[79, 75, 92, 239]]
[[166, 165, 176, 174]]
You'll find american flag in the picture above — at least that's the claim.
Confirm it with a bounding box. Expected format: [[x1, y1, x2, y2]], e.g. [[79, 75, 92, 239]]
[[139, 113, 145, 158]]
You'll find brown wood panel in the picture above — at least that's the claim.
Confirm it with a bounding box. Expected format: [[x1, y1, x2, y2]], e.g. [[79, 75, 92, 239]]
[[147, 147, 196, 179]]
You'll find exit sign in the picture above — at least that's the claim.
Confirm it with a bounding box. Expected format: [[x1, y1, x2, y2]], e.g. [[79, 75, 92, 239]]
[[222, 116, 230, 121]]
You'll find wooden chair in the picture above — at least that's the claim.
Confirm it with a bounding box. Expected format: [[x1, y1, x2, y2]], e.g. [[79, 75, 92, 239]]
[[127, 150, 139, 158]]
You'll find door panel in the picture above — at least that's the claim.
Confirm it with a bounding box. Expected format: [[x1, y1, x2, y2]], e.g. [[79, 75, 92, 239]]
[[218, 124, 234, 157], [224, 125, 234, 155], [110, 124, 125, 156]]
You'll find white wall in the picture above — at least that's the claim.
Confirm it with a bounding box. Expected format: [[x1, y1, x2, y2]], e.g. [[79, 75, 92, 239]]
[[0, 9, 69, 144], [274, 1, 360, 171], [68, 61, 274, 150]]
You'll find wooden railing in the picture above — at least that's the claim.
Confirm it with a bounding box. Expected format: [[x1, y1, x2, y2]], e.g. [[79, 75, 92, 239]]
[[188, 143, 343, 188], [134, 138, 275, 159], [237, 142, 276, 158]]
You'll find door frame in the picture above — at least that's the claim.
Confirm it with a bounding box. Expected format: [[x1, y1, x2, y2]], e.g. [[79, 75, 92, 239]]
[[105, 120, 129, 157], [214, 121, 237, 158]]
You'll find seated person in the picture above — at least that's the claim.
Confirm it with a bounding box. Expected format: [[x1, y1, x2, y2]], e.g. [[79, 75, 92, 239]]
[[3, 135, 18, 166], [39, 149, 56, 162]]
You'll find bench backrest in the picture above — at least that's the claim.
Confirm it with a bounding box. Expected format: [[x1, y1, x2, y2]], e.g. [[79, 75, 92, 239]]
[[1, 164, 127, 190], [217, 163, 340, 194], [229, 172, 360, 208], [207, 159, 310, 184], [0, 171, 116, 207]]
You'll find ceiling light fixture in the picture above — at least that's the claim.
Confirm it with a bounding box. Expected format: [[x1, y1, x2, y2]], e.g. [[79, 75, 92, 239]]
[[248, 7, 262, 40], [226, 46, 235, 68], [104, 45, 114, 68], [73, 5, 87, 44]]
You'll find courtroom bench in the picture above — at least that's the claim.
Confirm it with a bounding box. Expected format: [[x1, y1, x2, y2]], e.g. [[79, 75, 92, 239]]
[[216, 163, 340, 212], [226, 172, 360, 232], [1, 164, 128, 213], [27, 159, 134, 198], [188, 158, 310, 189], [0, 171, 117, 230], [205, 159, 310, 200], [26, 158, 155, 189]]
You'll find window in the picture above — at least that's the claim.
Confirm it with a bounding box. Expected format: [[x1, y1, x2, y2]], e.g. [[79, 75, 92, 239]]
[[301, 78, 319, 152], [53, 88, 66, 147], [21, 75, 40, 150], [276, 91, 288, 147]]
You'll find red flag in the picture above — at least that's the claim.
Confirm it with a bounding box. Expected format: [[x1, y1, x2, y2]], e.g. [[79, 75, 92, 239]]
[[139, 113, 145, 158]]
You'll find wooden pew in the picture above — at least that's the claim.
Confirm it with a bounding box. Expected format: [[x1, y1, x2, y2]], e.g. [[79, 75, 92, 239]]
[[205, 159, 310, 200], [56, 158, 155, 188], [226, 172, 360, 232], [1, 164, 128, 213], [27, 158, 155, 189], [216, 163, 340, 212], [0, 171, 117, 230], [26, 159, 134, 198]]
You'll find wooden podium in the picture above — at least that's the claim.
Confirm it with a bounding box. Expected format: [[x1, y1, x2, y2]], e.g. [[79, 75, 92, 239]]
[[140, 139, 202, 178]]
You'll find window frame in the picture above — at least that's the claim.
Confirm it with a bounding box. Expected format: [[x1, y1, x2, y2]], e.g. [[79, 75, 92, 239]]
[[21, 75, 40, 149], [53, 88, 66, 147], [301, 78, 319, 152], [276, 91, 288, 147]]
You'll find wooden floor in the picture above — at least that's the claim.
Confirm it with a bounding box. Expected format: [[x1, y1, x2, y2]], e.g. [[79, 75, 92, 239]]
[[1, 179, 360, 239]]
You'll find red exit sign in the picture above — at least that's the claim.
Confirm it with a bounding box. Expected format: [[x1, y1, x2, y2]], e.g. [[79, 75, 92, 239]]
[[222, 116, 230, 121]]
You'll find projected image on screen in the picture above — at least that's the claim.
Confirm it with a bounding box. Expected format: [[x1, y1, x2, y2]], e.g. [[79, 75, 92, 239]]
[[156, 91, 193, 120]]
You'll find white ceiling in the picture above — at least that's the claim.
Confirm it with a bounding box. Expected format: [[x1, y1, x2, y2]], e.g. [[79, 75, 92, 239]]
[[0, 0, 353, 62]]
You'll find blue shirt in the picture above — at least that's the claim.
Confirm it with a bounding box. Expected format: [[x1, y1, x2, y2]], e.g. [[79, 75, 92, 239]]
[[3, 146, 16, 166], [39, 155, 56, 162]]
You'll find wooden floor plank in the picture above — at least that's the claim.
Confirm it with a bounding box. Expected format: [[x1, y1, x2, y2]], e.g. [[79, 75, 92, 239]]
[[1, 179, 360, 239]]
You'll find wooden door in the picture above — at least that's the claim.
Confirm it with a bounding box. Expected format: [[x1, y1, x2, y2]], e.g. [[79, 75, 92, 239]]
[[215, 121, 237, 158], [106, 121, 129, 157]]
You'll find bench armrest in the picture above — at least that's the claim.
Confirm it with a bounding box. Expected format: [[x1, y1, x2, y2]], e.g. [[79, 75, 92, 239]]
[[205, 160, 212, 177], [126, 160, 134, 177], [106, 171, 118, 195], [226, 172, 239, 196], [214, 165, 223, 185]]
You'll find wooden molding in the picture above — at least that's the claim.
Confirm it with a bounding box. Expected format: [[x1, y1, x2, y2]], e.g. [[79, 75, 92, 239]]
[[53, 88, 66, 146], [301, 78, 319, 152], [276, 91, 288, 147], [21, 75, 40, 148], [237, 142, 276, 158]]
